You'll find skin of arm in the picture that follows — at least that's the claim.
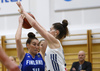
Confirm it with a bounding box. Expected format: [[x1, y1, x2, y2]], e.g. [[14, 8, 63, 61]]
[[15, 15, 25, 62], [16, 2, 59, 49], [39, 40, 47, 60], [0, 46, 20, 71]]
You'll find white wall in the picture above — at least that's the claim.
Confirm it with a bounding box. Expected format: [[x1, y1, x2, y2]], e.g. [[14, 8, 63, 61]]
[[0, 0, 50, 37], [49, 0, 100, 45], [50, 0, 100, 33], [0, 0, 100, 47]]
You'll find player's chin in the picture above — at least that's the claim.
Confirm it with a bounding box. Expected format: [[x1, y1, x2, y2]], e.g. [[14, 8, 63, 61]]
[[79, 59, 84, 61], [34, 50, 38, 54]]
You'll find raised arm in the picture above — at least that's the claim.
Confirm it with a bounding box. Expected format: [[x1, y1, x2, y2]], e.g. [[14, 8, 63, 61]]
[[15, 15, 25, 61], [39, 40, 47, 60], [16, 2, 58, 44], [0, 46, 20, 71]]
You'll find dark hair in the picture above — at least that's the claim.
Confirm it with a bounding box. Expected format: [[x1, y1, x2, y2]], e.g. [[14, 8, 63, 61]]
[[26, 32, 38, 45], [53, 19, 69, 40]]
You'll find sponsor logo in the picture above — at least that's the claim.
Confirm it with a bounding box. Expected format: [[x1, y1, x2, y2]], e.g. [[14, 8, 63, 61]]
[[1, 0, 22, 3], [64, 0, 72, 2]]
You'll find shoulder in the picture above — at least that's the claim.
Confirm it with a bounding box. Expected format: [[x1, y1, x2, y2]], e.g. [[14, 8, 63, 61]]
[[36, 53, 43, 58], [48, 39, 61, 49], [25, 53, 30, 56], [37, 53, 41, 56], [72, 61, 79, 65], [23, 53, 31, 59], [84, 61, 92, 65]]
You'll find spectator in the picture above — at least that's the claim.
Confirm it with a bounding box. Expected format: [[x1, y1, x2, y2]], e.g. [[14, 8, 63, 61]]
[[70, 51, 92, 71]]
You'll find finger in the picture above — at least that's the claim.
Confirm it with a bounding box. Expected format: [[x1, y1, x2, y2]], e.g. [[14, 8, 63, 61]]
[[18, 9, 22, 14], [16, 2, 21, 7], [16, 2, 19, 7], [18, 9, 21, 12], [21, 14, 25, 19]]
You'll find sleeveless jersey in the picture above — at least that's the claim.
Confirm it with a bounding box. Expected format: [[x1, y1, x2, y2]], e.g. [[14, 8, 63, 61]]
[[20, 53, 45, 71], [45, 40, 67, 71]]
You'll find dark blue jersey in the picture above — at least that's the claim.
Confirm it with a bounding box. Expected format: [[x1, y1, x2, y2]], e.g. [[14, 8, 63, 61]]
[[19, 53, 45, 71]]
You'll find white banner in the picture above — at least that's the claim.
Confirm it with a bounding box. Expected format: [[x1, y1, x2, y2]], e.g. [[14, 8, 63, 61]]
[[0, 0, 30, 15], [55, 0, 100, 11]]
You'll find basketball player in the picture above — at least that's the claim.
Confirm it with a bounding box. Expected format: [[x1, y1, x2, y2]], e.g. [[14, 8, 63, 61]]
[[15, 15, 45, 71], [0, 45, 20, 71], [39, 39, 47, 71], [38, 39, 47, 53], [16, 2, 68, 71]]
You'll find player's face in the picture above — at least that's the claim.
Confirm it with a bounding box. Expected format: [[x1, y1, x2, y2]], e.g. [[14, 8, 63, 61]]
[[9, 56, 16, 63], [38, 41, 45, 52], [78, 52, 85, 62], [29, 39, 39, 55], [49, 26, 56, 37], [39, 41, 44, 47]]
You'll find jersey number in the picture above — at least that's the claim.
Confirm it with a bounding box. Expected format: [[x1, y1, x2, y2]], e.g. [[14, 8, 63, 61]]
[[32, 68, 40, 71], [50, 54, 60, 71]]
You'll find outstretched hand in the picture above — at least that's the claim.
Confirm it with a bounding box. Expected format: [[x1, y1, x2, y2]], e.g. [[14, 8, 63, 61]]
[[16, 1, 24, 14], [19, 14, 25, 25]]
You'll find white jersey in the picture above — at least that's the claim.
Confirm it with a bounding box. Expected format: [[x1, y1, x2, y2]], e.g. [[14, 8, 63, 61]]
[[45, 40, 67, 71]]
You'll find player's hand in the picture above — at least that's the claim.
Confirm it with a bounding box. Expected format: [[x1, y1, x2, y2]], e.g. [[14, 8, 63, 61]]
[[72, 67, 76, 71], [19, 14, 24, 25], [16, 1, 24, 14]]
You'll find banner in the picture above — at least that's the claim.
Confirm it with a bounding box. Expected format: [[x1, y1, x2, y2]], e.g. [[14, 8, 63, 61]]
[[55, 0, 100, 11], [0, 0, 30, 15]]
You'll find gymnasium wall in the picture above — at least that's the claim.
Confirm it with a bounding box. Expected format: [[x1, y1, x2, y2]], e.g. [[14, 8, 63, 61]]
[[63, 30, 100, 71], [0, 39, 2, 71], [1, 30, 100, 71]]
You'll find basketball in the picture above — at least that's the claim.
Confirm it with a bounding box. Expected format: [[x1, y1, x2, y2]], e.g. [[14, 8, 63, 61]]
[[23, 13, 35, 29]]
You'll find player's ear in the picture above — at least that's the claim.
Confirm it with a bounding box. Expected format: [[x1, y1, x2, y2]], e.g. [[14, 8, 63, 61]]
[[56, 30, 60, 35], [26, 43, 30, 49]]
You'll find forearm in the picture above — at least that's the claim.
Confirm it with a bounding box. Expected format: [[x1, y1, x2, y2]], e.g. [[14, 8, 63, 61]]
[[0, 47, 7, 64], [15, 18, 25, 61], [23, 11, 37, 27], [0, 47, 18, 69], [35, 20, 47, 32], [5, 60, 20, 71], [15, 23, 22, 40]]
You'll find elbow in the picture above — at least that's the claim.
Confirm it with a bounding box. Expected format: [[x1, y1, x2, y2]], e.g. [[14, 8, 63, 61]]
[[15, 36, 21, 41]]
